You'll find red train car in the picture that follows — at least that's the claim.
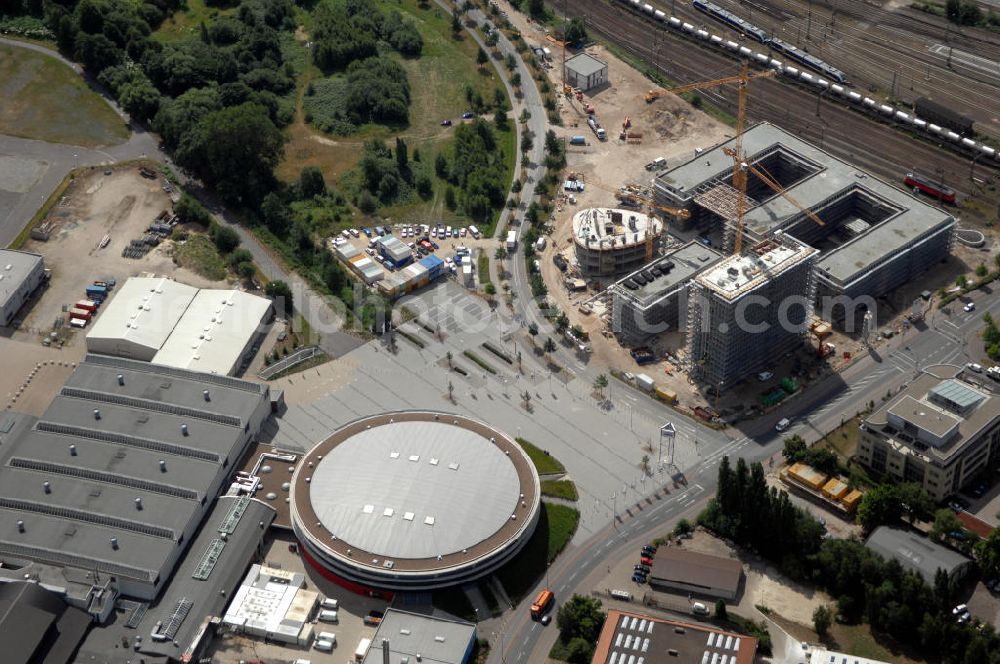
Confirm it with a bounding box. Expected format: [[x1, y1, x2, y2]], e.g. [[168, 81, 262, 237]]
[[904, 172, 956, 204]]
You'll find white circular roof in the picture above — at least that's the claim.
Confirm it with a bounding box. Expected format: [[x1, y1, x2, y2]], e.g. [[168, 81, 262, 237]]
[[308, 420, 521, 560]]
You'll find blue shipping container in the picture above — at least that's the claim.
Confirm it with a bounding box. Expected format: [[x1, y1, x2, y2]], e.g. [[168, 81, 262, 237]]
[[419, 255, 444, 279], [86, 285, 107, 296]]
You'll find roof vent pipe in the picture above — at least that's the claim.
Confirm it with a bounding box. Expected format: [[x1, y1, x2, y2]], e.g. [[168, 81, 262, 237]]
[[203, 390, 210, 402], [117, 374, 124, 386], [43, 481, 51, 494], [135, 498, 143, 510], [159, 459, 166, 472], [181, 424, 189, 436], [93, 409, 101, 420], [16, 520, 24, 533], [110, 537, 119, 550], [69, 444, 77, 456]]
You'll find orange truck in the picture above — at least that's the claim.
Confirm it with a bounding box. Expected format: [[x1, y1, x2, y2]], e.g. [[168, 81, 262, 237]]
[[530, 589, 554, 619]]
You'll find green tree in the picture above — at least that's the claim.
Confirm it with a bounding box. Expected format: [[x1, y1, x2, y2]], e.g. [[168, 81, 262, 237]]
[[495, 247, 508, 260], [565, 637, 594, 664], [451, 9, 462, 36], [957, 274, 969, 289], [445, 187, 457, 210], [556, 594, 605, 643], [976, 263, 989, 278], [976, 528, 1000, 578], [237, 262, 256, 280], [265, 280, 293, 315], [228, 248, 254, 268], [528, 322, 539, 336], [593, 373, 608, 397], [813, 605, 832, 637], [176, 102, 285, 206], [856, 484, 904, 531], [545, 129, 561, 155], [931, 508, 964, 542], [528, 0, 546, 19], [435, 153, 449, 178], [395, 137, 409, 174], [543, 337, 557, 354], [174, 193, 211, 226], [477, 46, 488, 68], [782, 435, 807, 462], [896, 482, 933, 524], [563, 17, 587, 44], [555, 311, 569, 332], [211, 224, 241, 253], [298, 166, 326, 199]]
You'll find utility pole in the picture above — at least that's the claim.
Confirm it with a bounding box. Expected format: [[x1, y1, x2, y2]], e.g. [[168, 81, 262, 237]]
[[891, 71, 898, 100], [806, 0, 813, 41]]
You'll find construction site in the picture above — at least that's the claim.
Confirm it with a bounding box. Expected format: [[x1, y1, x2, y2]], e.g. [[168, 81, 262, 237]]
[[507, 5, 962, 408]]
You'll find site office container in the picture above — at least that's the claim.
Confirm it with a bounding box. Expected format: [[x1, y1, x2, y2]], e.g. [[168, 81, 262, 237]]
[[69, 308, 92, 321], [75, 300, 98, 312]]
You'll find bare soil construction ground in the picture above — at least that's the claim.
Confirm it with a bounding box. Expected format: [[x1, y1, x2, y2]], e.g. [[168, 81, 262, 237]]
[[16, 165, 227, 348]]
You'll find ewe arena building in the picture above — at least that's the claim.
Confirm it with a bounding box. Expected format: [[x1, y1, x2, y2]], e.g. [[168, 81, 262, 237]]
[[290, 412, 540, 593]]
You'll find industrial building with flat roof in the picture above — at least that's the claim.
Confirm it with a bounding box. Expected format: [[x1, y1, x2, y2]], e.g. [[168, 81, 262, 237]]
[[808, 648, 891, 664], [291, 412, 540, 592], [590, 610, 757, 664], [0, 354, 272, 601], [648, 548, 745, 600], [86, 277, 273, 375], [222, 563, 317, 646], [858, 367, 1000, 501], [610, 241, 723, 342], [573, 208, 663, 277], [0, 249, 45, 327], [655, 123, 955, 325], [687, 234, 818, 388], [0, 581, 91, 664], [362, 609, 477, 664], [72, 494, 275, 664], [865, 526, 973, 584], [564, 52, 608, 91]]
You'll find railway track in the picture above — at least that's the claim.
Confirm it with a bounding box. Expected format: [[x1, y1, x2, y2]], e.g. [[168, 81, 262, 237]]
[[665, 0, 1000, 136], [569, 0, 999, 202]]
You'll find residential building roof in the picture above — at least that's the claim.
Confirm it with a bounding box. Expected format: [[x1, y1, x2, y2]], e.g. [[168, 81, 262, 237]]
[[362, 609, 476, 664]]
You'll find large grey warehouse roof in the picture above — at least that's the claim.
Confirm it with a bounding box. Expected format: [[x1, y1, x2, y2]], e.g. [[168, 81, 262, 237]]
[[307, 419, 522, 559], [0, 250, 43, 304], [73, 496, 275, 664], [0, 355, 268, 591], [656, 123, 954, 285], [362, 609, 476, 664], [612, 241, 723, 306], [0, 580, 91, 664], [865, 526, 972, 583]]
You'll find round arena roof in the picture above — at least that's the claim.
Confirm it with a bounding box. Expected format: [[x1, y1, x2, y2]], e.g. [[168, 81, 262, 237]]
[[572, 208, 661, 251], [290, 412, 540, 590]]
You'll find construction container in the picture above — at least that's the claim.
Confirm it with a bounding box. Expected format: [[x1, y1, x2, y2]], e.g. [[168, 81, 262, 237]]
[[75, 300, 97, 312], [69, 318, 88, 328], [569, 136, 586, 146], [822, 477, 849, 500], [780, 377, 798, 393], [841, 489, 863, 513], [86, 285, 108, 298], [420, 255, 445, 280], [788, 462, 827, 490], [636, 373, 655, 392], [68, 307, 92, 321], [655, 387, 677, 404]]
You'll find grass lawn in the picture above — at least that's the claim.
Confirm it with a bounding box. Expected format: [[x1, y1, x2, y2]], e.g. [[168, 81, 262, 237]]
[[432, 587, 476, 622], [278, 0, 514, 232], [496, 503, 580, 603], [516, 437, 566, 476], [818, 416, 862, 460], [173, 234, 227, 281], [153, 0, 235, 42], [0, 44, 128, 148], [827, 623, 927, 664], [542, 479, 579, 501]]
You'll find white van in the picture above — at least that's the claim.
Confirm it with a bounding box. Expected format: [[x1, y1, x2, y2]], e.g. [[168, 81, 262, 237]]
[[775, 418, 791, 432], [314, 632, 336, 651], [468, 225, 480, 238], [691, 602, 710, 616], [321, 597, 338, 610], [319, 609, 338, 623]]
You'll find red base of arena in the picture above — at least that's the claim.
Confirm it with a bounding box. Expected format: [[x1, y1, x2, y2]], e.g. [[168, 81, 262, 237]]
[[299, 541, 395, 602]]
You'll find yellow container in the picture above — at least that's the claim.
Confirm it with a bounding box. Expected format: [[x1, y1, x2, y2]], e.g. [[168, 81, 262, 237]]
[[788, 462, 827, 490]]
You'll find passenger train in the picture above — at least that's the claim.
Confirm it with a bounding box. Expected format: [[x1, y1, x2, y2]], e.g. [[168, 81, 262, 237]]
[[616, 0, 999, 164]]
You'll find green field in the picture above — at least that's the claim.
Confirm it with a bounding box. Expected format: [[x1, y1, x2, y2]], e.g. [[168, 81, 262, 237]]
[[496, 503, 580, 602], [516, 437, 567, 476], [542, 479, 579, 501], [0, 44, 128, 147], [279, 0, 514, 231], [153, 0, 235, 42], [173, 233, 227, 281]]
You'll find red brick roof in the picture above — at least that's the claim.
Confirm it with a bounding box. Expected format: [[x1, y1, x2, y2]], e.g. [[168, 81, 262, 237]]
[[957, 511, 994, 540]]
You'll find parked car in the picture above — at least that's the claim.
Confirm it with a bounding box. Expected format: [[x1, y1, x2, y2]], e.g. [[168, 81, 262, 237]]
[[757, 371, 774, 382], [440, 119, 452, 126], [631, 573, 647, 584], [634, 563, 651, 574], [640, 556, 653, 566], [775, 417, 791, 432], [967, 362, 983, 373], [965, 302, 976, 312], [462, 112, 475, 119], [641, 545, 657, 556]]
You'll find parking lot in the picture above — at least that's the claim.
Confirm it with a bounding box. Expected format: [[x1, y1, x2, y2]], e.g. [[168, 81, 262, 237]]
[[15, 165, 228, 347], [330, 221, 495, 282], [203, 530, 389, 664]]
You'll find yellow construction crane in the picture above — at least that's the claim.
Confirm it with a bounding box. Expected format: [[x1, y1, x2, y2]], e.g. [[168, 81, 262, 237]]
[[723, 146, 826, 228], [642, 63, 775, 253]]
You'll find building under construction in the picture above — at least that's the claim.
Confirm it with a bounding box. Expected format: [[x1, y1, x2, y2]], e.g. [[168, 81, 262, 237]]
[[610, 241, 723, 343], [687, 234, 818, 389], [572, 208, 663, 277], [655, 123, 955, 325]]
